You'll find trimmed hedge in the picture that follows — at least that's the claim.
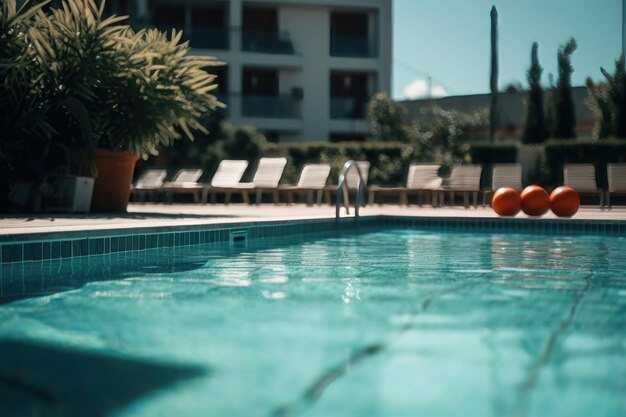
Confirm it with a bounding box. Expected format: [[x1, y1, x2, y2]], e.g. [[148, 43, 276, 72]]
[[543, 139, 626, 188], [468, 142, 519, 189], [267, 142, 415, 186], [468, 142, 518, 165]]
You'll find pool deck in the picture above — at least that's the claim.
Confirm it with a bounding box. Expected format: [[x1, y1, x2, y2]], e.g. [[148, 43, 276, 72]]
[[1, 203, 626, 236]]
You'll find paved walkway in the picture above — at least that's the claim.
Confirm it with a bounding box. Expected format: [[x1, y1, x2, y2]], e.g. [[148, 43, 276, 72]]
[[1, 203, 625, 236]]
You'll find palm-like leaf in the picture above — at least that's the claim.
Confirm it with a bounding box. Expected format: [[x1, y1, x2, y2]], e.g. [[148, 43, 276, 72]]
[[1, 0, 224, 182]]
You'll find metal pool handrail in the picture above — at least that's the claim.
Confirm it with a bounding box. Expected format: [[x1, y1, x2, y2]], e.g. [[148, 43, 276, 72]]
[[335, 160, 365, 220]]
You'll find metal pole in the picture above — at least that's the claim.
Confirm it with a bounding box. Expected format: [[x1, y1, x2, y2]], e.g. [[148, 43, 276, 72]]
[[623, 0, 625, 58]]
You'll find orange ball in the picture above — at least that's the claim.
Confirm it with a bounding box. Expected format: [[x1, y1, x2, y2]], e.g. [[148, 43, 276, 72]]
[[492, 187, 521, 216], [550, 186, 580, 217], [520, 185, 550, 216]]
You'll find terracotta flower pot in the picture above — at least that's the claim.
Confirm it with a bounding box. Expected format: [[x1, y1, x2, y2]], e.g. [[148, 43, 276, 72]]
[[91, 149, 139, 212]]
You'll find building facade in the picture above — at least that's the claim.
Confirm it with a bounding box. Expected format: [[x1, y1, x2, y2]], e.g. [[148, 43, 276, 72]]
[[105, 0, 392, 142]]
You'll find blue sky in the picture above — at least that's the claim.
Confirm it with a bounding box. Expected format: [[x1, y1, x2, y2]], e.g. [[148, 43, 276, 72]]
[[392, 0, 624, 99]]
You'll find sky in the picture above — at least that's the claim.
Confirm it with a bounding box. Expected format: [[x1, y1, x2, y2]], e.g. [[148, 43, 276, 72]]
[[392, 0, 624, 100]]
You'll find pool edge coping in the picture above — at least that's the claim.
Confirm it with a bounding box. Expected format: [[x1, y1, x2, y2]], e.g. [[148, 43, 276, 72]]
[[1, 215, 625, 264]]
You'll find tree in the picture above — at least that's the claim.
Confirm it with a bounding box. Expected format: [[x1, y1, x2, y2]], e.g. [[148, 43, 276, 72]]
[[415, 105, 488, 172], [522, 42, 548, 143], [586, 56, 626, 139], [489, 5, 499, 142], [366, 92, 412, 142], [551, 37, 577, 139]]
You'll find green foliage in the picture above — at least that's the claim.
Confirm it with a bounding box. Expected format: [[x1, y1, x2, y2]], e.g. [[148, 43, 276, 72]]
[[468, 142, 518, 165], [469, 141, 518, 189], [522, 42, 548, 144], [204, 123, 268, 181], [149, 118, 268, 182], [550, 37, 577, 139], [0, 0, 59, 181], [542, 139, 626, 187], [414, 105, 488, 174], [276, 142, 414, 186], [0, 0, 222, 183], [586, 56, 626, 139], [366, 91, 413, 142]]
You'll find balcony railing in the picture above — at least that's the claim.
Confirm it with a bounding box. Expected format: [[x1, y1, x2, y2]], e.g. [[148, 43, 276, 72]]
[[330, 34, 375, 58], [242, 95, 302, 119], [330, 97, 367, 119], [241, 30, 295, 54], [188, 28, 229, 50]]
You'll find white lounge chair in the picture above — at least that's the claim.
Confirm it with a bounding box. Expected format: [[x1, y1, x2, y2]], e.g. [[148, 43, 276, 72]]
[[439, 164, 482, 208], [205, 157, 287, 204], [368, 163, 441, 206], [483, 163, 523, 206], [606, 163, 626, 209], [131, 169, 167, 202], [201, 160, 249, 204], [159, 169, 204, 203], [563, 163, 604, 208], [278, 163, 331, 205]]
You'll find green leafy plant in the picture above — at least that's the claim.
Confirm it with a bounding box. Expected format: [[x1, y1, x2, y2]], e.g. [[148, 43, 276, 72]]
[[586, 56, 626, 139], [522, 42, 548, 144], [366, 91, 413, 142], [549, 37, 577, 139], [415, 105, 488, 174], [1, 0, 223, 182]]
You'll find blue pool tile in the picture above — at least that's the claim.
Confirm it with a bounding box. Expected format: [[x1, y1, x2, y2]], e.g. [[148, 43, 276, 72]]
[[23, 243, 39, 261], [119, 237, 127, 251], [2, 246, 12, 263], [89, 238, 104, 255], [60, 241, 71, 258], [111, 237, 119, 252]]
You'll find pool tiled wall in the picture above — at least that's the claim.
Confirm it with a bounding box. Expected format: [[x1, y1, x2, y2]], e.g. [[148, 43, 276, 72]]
[[0, 218, 375, 264], [1, 216, 624, 265]]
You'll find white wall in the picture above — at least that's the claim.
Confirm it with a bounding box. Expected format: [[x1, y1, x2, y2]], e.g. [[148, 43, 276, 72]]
[[188, 0, 392, 142]]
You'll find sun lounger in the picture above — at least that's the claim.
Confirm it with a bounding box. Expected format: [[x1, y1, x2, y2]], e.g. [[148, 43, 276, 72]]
[[131, 169, 167, 202], [607, 163, 626, 209], [482, 163, 523, 206], [278, 163, 331, 205], [159, 169, 204, 203], [204, 157, 287, 204], [368, 163, 441, 206], [201, 160, 249, 204], [563, 163, 604, 208], [439, 164, 482, 208]]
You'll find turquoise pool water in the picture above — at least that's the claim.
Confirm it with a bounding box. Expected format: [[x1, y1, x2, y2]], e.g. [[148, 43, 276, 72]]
[[0, 228, 625, 417]]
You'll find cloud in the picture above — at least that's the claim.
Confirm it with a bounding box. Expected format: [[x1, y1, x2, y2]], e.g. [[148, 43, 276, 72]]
[[403, 78, 448, 100]]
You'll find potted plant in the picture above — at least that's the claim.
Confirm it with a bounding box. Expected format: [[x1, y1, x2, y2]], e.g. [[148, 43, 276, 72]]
[[0, 0, 223, 212]]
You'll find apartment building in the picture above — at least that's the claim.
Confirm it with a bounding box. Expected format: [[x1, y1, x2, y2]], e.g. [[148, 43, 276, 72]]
[[105, 0, 392, 142]]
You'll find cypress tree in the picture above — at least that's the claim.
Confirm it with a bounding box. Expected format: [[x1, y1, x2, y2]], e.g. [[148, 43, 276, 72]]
[[522, 42, 548, 143], [552, 38, 577, 139], [602, 56, 626, 138], [586, 56, 626, 139]]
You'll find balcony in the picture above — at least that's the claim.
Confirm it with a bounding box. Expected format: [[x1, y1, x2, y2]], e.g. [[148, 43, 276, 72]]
[[241, 30, 295, 55], [242, 95, 301, 119], [330, 97, 367, 119], [188, 28, 229, 50], [330, 34, 375, 58]]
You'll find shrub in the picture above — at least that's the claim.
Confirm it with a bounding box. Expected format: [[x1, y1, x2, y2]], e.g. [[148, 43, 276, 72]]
[[468, 142, 518, 165], [543, 139, 626, 188], [274, 142, 414, 186], [0, 0, 222, 181], [468, 142, 518, 189]]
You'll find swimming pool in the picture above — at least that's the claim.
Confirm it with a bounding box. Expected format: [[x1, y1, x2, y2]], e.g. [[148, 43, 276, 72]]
[[0, 225, 625, 417]]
